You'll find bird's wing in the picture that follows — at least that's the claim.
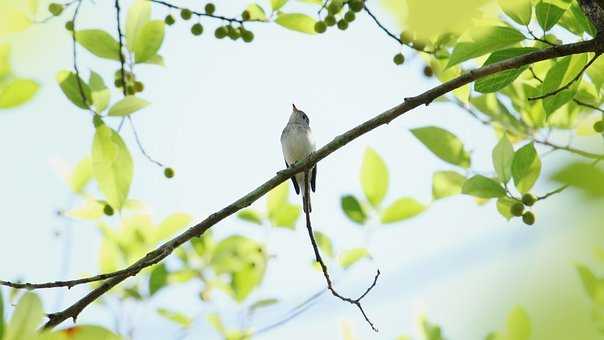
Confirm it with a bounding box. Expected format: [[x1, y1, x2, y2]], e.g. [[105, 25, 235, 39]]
[[311, 165, 317, 192], [284, 159, 300, 195]]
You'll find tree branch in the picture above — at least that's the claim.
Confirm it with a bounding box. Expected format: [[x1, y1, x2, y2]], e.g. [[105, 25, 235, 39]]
[[34, 36, 602, 329], [534, 139, 604, 160], [148, 0, 261, 24], [302, 170, 380, 331]]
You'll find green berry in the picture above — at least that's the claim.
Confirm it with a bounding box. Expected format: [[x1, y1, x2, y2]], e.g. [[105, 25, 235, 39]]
[[165, 14, 175, 25], [521, 193, 536, 207], [215, 26, 227, 39], [327, 1, 341, 15], [325, 15, 336, 26], [180, 8, 192, 20], [227, 25, 240, 40], [594, 120, 604, 133], [103, 204, 114, 216], [522, 211, 535, 225], [423, 65, 433, 77], [205, 3, 215, 15], [241, 29, 254, 43], [413, 40, 426, 51], [49, 3, 63, 16], [337, 19, 348, 30], [314, 21, 327, 33], [164, 167, 175, 178], [114, 78, 123, 88], [65, 20, 74, 31], [242, 10, 251, 21], [191, 23, 203, 35], [92, 114, 104, 127], [393, 53, 405, 65], [126, 86, 135, 95], [511, 203, 524, 217], [134, 81, 144, 92], [349, 0, 364, 12], [399, 31, 412, 44], [344, 11, 355, 22]]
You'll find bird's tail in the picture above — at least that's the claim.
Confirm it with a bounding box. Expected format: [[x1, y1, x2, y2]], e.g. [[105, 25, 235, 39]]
[[302, 182, 312, 213]]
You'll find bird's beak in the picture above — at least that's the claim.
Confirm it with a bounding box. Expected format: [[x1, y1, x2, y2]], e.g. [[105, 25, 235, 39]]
[[292, 103, 297, 111]]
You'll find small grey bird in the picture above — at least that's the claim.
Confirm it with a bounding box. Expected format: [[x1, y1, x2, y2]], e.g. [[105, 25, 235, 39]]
[[281, 104, 317, 213]]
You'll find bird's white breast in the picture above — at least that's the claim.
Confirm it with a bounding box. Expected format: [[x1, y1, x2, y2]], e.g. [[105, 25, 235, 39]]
[[281, 125, 315, 165]]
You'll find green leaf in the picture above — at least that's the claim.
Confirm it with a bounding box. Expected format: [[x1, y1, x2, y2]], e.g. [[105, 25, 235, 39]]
[[0, 289, 4, 340], [587, 55, 604, 91], [498, 0, 532, 25], [157, 308, 192, 328], [541, 55, 586, 115], [68, 157, 93, 194], [432, 170, 465, 199], [511, 143, 541, 193], [56, 70, 91, 110], [577, 265, 598, 300], [314, 231, 334, 258], [271, 0, 288, 11], [126, 0, 151, 52], [249, 298, 279, 313], [108, 95, 150, 116], [551, 162, 604, 197], [4, 293, 43, 340], [89, 71, 110, 113], [75, 29, 121, 60], [57, 325, 122, 340], [92, 125, 134, 210], [506, 306, 531, 340], [207, 313, 226, 336], [380, 198, 426, 223], [0, 79, 38, 108], [0, 43, 10, 78], [462, 175, 506, 198], [339, 248, 369, 269], [237, 209, 263, 225], [154, 213, 191, 242], [246, 4, 268, 21], [340, 195, 367, 224], [492, 135, 514, 183], [447, 26, 525, 67], [275, 13, 316, 34], [535, 1, 565, 31], [411, 126, 471, 168], [134, 20, 165, 63], [496, 197, 517, 220], [149, 263, 168, 296], [65, 198, 104, 220], [267, 182, 289, 214], [475, 48, 538, 93], [360, 147, 389, 207], [266, 183, 300, 228]]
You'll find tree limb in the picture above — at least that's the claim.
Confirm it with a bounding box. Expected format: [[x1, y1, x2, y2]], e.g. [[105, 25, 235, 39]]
[[35, 36, 603, 329]]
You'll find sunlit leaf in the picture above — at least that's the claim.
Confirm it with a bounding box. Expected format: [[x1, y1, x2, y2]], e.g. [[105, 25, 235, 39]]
[[314, 231, 334, 258], [157, 308, 192, 328], [126, 0, 151, 52], [0, 9, 32, 35], [447, 26, 525, 67], [89, 71, 110, 113], [541, 55, 586, 115], [207, 313, 226, 336], [56, 70, 91, 110], [0, 288, 4, 339], [75, 29, 121, 60], [496, 197, 516, 220], [340, 195, 367, 224], [0, 43, 9, 78], [475, 48, 538, 93], [246, 4, 267, 21], [511, 143, 541, 193], [360, 147, 389, 207], [58, 325, 122, 340], [380, 198, 426, 223], [462, 175, 506, 198], [492, 135, 514, 183], [411, 126, 471, 168], [0, 79, 38, 108], [237, 209, 263, 225], [154, 213, 191, 243], [99, 238, 121, 273], [535, 1, 565, 31], [432, 170, 465, 199], [149, 263, 168, 296], [506, 306, 531, 340], [92, 125, 134, 210], [339, 248, 369, 269], [275, 13, 316, 34], [577, 265, 599, 301], [551, 162, 604, 197], [498, 0, 532, 25], [271, 0, 288, 11], [134, 20, 165, 63], [108, 95, 150, 116], [4, 293, 43, 340], [65, 198, 104, 220]]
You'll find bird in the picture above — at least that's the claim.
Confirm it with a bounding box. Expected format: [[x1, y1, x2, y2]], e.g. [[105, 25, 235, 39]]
[[281, 104, 317, 213]]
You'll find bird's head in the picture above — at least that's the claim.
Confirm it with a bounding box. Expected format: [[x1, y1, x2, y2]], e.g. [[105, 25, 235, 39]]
[[289, 103, 310, 126]]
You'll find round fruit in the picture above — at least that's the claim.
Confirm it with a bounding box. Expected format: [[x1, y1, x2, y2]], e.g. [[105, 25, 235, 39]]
[[165, 14, 175, 25], [242, 10, 251, 21], [242, 29, 254, 42], [205, 3, 215, 15], [314, 21, 327, 33], [521, 193, 536, 207], [349, 0, 364, 12], [191, 23, 203, 35], [511, 203, 524, 217], [399, 31, 412, 44], [522, 211, 535, 225], [65, 20, 74, 31], [393, 53, 405, 65], [126, 86, 135, 95], [344, 11, 355, 22], [215, 26, 227, 39], [327, 1, 341, 15], [180, 8, 192, 20], [594, 120, 604, 133], [134, 81, 144, 92], [337, 19, 348, 30], [413, 40, 426, 50], [49, 3, 63, 16], [423, 65, 433, 77], [227, 26, 240, 40], [114, 79, 123, 88], [325, 15, 336, 26], [164, 167, 175, 178], [103, 204, 114, 216]]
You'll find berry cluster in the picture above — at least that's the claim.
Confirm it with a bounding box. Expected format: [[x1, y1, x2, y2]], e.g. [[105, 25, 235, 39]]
[[392, 31, 430, 67], [164, 4, 255, 43], [314, 0, 364, 33], [510, 193, 537, 226], [114, 70, 144, 95]]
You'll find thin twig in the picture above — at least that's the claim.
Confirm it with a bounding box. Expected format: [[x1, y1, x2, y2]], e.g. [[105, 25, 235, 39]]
[[528, 66, 543, 83], [529, 53, 601, 101], [148, 0, 262, 24], [573, 98, 604, 113], [526, 26, 557, 46], [302, 170, 380, 332], [534, 139, 604, 160], [71, 0, 93, 112], [31, 35, 603, 330], [128, 116, 164, 167], [114, 0, 128, 97], [537, 185, 568, 201]]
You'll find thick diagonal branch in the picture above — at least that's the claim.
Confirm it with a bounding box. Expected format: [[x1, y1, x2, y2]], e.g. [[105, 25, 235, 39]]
[[38, 36, 603, 329]]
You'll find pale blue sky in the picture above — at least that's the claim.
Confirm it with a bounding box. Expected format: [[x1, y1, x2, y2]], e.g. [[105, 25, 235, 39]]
[[0, 1, 601, 339]]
